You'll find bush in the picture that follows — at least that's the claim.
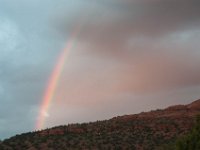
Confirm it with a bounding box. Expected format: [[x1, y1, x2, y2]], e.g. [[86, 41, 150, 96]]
[[175, 115, 200, 150]]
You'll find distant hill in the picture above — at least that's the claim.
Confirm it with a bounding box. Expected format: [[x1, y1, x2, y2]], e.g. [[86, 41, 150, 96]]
[[1, 99, 200, 150]]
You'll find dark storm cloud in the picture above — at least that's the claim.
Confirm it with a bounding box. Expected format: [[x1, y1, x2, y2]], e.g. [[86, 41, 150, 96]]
[[55, 0, 200, 93], [59, 0, 200, 39]]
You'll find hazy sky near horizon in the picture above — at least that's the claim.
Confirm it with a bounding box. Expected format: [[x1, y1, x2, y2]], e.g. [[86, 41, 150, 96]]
[[0, 0, 200, 139]]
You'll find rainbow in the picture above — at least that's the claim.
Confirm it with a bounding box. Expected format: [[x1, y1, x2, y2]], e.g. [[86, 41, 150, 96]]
[[36, 25, 82, 130]]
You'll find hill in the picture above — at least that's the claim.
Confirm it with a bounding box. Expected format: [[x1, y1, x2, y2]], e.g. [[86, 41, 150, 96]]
[[1, 99, 200, 150]]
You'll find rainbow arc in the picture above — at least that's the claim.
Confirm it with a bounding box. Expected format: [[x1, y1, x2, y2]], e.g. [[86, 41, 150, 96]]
[[36, 24, 82, 130]]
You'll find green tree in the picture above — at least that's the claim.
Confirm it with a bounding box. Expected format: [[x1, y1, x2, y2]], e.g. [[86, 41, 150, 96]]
[[176, 115, 200, 150]]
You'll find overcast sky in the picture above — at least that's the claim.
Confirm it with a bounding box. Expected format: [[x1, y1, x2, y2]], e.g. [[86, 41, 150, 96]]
[[0, 0, 200, 139]]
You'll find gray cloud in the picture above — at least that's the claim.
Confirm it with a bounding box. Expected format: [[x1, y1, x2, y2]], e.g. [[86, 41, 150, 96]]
[[58, 0, 200, 39], [0, 0, 200, 139], [55, 0, 200, 92], [0, 1, 68, 139]]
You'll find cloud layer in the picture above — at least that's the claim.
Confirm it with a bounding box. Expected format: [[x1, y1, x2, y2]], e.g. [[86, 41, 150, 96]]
[[0, 0, 200, 139]]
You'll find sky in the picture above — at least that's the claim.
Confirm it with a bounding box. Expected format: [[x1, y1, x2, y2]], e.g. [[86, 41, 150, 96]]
[[0, 0, 200, 139]]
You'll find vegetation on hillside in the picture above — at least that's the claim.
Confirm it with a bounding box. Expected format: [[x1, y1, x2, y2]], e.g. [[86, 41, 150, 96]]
[[0, 115, 194, 149], [0, 100, 200, 150], [175, 115, 200, 150]]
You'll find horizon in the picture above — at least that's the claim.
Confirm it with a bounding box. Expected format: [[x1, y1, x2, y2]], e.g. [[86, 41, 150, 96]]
[[1, 98, 199, 140], [1, 0, 200, 139]]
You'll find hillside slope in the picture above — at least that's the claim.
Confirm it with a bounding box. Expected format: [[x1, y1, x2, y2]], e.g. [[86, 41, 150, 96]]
[[1, 99, 200, 150]]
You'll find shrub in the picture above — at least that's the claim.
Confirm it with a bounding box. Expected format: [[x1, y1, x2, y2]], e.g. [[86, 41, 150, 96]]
[[175, 115, 200, 150]]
